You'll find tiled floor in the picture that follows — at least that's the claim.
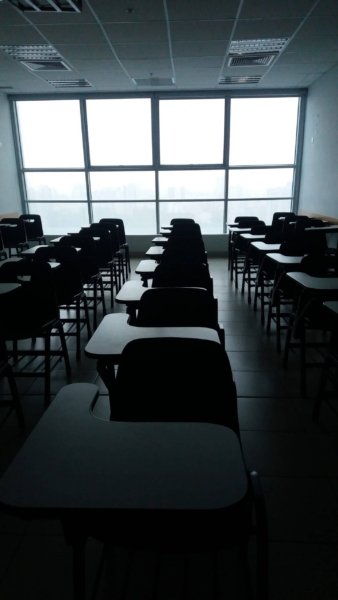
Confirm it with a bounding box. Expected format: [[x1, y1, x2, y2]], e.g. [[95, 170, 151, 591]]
[[0, 257, 338, 599]]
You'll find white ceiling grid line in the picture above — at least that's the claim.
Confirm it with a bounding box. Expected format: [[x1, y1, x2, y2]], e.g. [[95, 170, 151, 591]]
[[162, 0, 176, 85], [217, 0, 246, 84]]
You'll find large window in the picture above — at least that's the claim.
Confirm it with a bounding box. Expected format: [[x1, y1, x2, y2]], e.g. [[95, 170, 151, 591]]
[[15, 94, 303, 234]]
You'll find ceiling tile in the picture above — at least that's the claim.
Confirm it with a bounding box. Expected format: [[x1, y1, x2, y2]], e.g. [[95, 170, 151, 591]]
[[234, 18, 303, 39], [296, 16, 338, 36], [113, 43, 170, 60], [174, 68, 220, 86], [174, 56, 224, 69], [167, 0, 241, 20], [269, 63, 327, 76], [278, 51, 338, 64], [170, 20, 234, 42], [311, 0, 338, 17], [286, 36, 338, 52], [38, 24, 106, 45], [121, 58, 172, 71], [92, 0, 166, 23], [240, 0, 316, 19], [172, 41, 229, 58], [259, 71, 308, 86], [298, 73, 323, 85], [221, 66, 268, 77], [104, 22, 167, 44], [67, 59, 123, 72], [0, 3, 27, 26], [0, 25, 45, 45], [80, 70, 135, 89], [53, 44, 114, 60]]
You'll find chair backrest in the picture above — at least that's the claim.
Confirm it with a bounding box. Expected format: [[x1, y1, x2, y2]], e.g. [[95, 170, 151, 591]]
[[0, 261, 59, 335], [170, 227, 202, 238], [114, 338, 239, 433], [152, 262, 213, 294], [99, 218, 126, 245], [0, 229, 4, 254], [19, 214, 44, 240], [301, 252, 338, 277], [136, 287, 218, 328], [271, 212, 296, 228], [1, 219, 27, 247], [170, 218, 195, 225], [264, 231, 284, 244], [249, 223, 268, 234], [92, 222, 120, 253], [171, 222, 201, 233], [58, 234, 99, 280], [80, 227, 113, 268], [234, 216, 259, 223], [236, 220, 262, 229], [161, 246, 207, 265], [166, 236, 205, 251], [279, 239, 308, 256], [34, 245, 83, 304]]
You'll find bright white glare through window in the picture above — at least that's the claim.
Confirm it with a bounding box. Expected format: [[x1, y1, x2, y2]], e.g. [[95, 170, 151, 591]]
[[227, 199, 292, 226], [229, 97, 299, 165], [159, 170, 225, 200], [228, 168, 293, 199], [25, 172, 87, 200], [17, 100, 84, 168], [90, 171, 155, 200], [160, 99, 225, 165], [86, 99, 152, 166]]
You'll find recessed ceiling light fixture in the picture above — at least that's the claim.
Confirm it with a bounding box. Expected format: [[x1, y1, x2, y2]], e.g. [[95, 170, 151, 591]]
[[0, 45, 71, 71], [228, 38, 288, 67], [47, 79, 92, 88], [6, 0, 81, 13], [219, 76, 262, 85]]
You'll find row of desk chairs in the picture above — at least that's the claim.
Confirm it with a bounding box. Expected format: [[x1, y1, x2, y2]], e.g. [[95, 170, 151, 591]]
[[0, 214, 46, 258], [230, 212, 338, 414]]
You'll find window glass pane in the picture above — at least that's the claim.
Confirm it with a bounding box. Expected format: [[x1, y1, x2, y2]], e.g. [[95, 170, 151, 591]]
[[25, 172, 87, 201], [227, 199, 292, 227], [159, 170, 225, 200], [90, 171, 155, 200], [16, 101, 84, 168], [28, 203, 89, 235], [92, 202, 156, 234], [229, 98, 299, 166], [160, 99, 224, 165], [86, 99, 152, 166], [228, 168, 293, 199], [160, 201, 224, 233]]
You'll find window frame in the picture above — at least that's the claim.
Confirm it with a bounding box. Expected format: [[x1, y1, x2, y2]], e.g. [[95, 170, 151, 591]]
[[10, 89, 307, 235]]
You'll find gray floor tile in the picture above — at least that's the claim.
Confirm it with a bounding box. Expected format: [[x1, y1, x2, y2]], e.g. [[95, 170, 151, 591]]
[[228, 351, 276, 372], [233, 371, 290, 397], [241, 431, 325, 476], [238, 397, 304, 431], [224, 335, 267, 352], [261, 477, 338, 542]]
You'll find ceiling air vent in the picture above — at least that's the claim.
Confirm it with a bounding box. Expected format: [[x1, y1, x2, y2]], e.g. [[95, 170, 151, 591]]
[[229, 38, 288, 54], [219, 76, 261, 85], [21, 60, 70, 71], [228, 53, 276, 67], [0, 45, 71, 72], [6, 0, 81, 13], [47, 79, 92, 88], [133, 77, 175, 87]]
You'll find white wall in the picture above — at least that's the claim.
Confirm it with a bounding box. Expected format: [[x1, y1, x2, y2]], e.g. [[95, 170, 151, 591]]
[[0, 93, 22, 216], [299, 65, 338, 219]]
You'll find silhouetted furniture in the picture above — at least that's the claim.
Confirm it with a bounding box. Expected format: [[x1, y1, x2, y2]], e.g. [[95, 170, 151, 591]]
[[271, 212, 296, 229], [99, 218, 130, 279], [312, 301, 338, 421], [58, 234, 106, 330], [0, 379, 268, 600], [0, 290, 25, 428], [0, 261, 71, 404], [19, 214, 46, 245], [283, 271, 338, 397], [0, 218, 29, 257], [135, 287, 224, 346], [82, 226, 119, 307], [0, 229, 7, 261], [34, 246, 92, 359]]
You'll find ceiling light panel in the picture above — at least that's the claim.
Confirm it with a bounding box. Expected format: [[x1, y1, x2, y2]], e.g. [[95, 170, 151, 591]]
[[6, 0, 82, 13], [0, 44, 61, 61], [228, 54, 276, 67], [219, 76, 262, 84], [229, 38, 289, 54], [47, 79, 92, 88]]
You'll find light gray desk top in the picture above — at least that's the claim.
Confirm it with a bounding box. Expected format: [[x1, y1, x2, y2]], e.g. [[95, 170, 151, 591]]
[[266, 253, 303, 265], [135, 259, 158, 276], [116, 280, 146, 305], [146, 246, 164, 258], [85, 313, 220, 360], [251, 242, 281, 252], [20, 245, 49, 257], [323, 301, 338, 316], [152, 237, 168, 245], [240, 233, 266, 240], [0, 383, 247, 514], [287, 272, 338, 291]]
